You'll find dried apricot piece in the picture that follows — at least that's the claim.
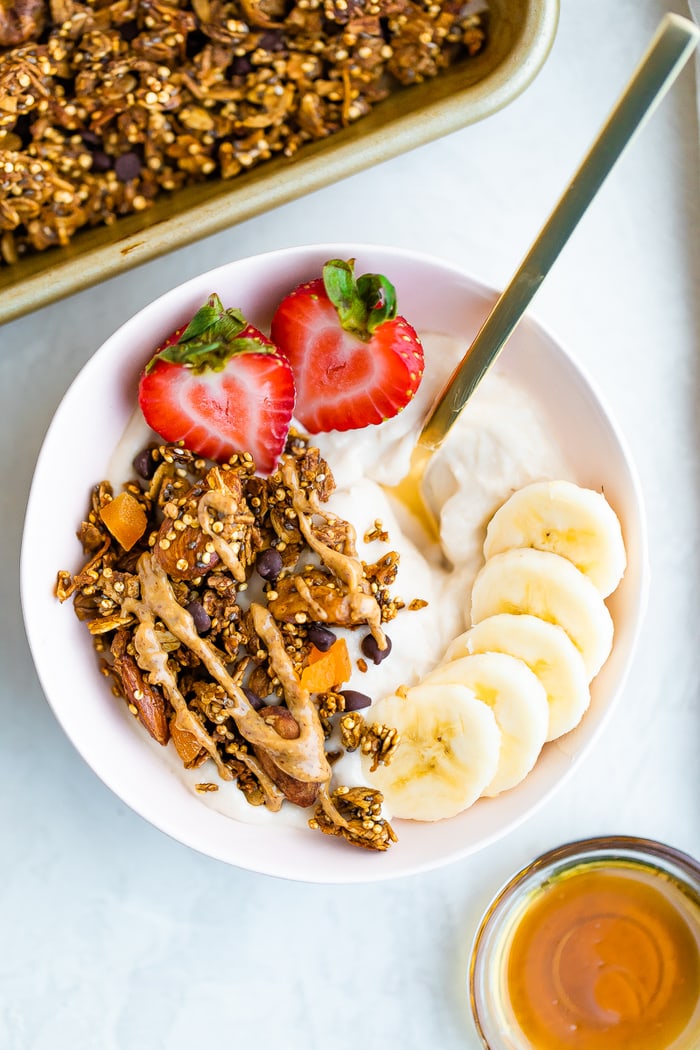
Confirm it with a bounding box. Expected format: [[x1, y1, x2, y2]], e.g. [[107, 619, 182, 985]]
[[300, 638, 351, 693], [99, 491, 148, 551]]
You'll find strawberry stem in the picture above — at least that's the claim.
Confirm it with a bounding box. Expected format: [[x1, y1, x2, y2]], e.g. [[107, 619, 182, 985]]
[[323, 259, 397, 340], [145, 294, 271, 374]]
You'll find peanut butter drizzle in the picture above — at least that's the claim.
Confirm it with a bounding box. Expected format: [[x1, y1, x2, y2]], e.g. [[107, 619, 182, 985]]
[[317, 782, 351, 832], [131, 552, 331, 785], [197, 487, 255, 583], [292, 575, 328, 620], [281, 459, 387, 648], [250, 604, 322, 732], [129, 610, 233, 781], [229, 749, 285, 811], [131, 604, 284, 808]]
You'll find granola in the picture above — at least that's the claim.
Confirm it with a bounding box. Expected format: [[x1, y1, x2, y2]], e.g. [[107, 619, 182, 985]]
[[1, 0, 488, 263], [57, 436, 403, 850]]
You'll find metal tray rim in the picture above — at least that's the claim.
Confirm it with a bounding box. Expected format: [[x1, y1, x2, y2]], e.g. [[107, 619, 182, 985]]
[[1, 0, 559, 326]]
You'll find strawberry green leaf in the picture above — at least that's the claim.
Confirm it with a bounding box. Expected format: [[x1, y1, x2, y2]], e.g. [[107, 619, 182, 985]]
[[323, 259, 398, 340], [356, 272, 397, 333], [322, 260, 356, 316], [162, 336, 270, 372], [177, 293, 248, 342], [145, 295, 269, 374]]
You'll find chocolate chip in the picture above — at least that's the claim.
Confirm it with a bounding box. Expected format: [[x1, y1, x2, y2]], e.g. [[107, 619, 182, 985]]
[[339, 690, 372, 711], [258, 30, 284, 51], [91, 151, 112, 173], [361, 633, 392, 665], [118, 21, 139, 41], [307, 623, 336, 652], [256, 548, 283, 582], [132, 447, 157, 480], [114, 151, 142, 182], [231, 55, 252, 76], [185, 600, 211, 634]]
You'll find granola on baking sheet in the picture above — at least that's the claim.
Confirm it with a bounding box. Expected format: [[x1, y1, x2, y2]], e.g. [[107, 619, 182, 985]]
[[56, 436, 401, 850], [1, 0, 488, 263]]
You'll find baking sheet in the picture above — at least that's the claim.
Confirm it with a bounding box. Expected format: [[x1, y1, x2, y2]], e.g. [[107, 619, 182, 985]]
[[0, 0, 558, 325]]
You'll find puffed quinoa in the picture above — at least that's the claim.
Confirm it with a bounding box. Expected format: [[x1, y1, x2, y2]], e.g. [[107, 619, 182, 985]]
[[1, 0, 487, 262]]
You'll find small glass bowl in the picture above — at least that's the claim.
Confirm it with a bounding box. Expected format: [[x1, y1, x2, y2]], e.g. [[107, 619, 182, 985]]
[[469, 836, 700, 1050]]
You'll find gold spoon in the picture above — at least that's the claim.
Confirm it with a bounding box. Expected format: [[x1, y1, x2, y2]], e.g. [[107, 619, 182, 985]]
[[391, 13, 699, 541]]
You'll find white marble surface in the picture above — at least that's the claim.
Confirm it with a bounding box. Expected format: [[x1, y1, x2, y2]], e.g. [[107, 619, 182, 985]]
[[2, 1, 700, 1046]]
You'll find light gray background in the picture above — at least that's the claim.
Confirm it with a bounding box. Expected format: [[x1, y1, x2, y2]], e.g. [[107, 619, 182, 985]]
[[2, 2, 699, 1047]]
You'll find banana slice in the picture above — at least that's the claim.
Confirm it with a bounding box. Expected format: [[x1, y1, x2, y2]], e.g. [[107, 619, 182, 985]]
[[470, 547, 614, 680], [483, 479, 626, 598], [361, 685, 501, 821], [444, 614, 590, 742], [423, 652, 548, 796]]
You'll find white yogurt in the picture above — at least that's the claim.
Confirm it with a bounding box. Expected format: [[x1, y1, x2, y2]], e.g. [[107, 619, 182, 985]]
[[311, 333, 573, 712]]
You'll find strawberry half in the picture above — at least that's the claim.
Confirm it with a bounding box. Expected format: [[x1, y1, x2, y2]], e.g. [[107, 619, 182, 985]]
[[138, 294, 295, 474], [270, 259, 424, 433]]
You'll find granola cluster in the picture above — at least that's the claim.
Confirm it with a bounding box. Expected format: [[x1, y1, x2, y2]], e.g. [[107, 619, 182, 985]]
[[0, 0, 488, 263], [56, 437, 406, 850]]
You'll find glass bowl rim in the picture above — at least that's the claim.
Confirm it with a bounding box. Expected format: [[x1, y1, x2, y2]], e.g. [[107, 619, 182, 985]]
[[468, 834, 700, 1050]]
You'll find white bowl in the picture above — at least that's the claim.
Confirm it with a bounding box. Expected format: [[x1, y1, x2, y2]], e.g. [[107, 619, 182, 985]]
[[21, 244, 648, 883]]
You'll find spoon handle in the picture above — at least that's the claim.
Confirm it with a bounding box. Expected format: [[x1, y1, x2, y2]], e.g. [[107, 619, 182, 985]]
[[419, 13, 699, 451]]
